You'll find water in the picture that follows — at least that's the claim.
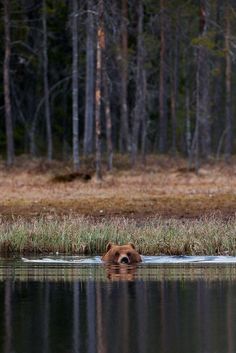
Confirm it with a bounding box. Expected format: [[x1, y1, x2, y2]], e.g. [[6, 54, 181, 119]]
[[22, 255, 236, 264], [1, 256, 236, 353]]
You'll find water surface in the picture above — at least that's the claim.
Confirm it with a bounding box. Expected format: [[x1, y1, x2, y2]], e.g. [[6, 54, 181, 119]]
[[1, 257, 236, 353]]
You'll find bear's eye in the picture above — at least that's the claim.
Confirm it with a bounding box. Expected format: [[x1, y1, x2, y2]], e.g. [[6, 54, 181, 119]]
[[115, 251, 120, 257], [127, 252, 131, 257]]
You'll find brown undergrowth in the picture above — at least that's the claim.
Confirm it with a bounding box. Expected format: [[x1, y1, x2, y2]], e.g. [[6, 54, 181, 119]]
[[0, 155, 236, 219]]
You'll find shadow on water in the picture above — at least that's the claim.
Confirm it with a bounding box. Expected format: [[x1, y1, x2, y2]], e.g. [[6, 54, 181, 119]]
[[1, 257, 236, 353]]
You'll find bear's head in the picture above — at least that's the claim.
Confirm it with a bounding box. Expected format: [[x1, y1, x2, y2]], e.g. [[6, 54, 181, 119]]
[[102, 242, 142, 264]]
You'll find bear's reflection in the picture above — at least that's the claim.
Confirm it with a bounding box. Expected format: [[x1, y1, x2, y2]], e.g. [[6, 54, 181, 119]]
[[104, 263, 138, 281]]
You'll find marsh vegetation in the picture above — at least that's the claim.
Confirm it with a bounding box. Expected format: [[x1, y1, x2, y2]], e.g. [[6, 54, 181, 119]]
[[0, 157, 235, 255], [0, 215, 235, 256]]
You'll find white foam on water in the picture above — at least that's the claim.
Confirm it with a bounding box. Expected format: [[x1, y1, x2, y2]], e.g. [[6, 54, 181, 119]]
[[142, 256, 236, 264], [21, 255, 236, 265], [21, 256, 102, 264]]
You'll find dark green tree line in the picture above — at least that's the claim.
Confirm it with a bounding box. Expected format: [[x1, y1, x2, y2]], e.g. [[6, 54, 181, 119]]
[[1, 0, 236, 176]]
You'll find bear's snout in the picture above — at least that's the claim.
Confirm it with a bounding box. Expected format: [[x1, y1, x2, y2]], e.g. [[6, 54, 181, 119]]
[[119, 256, 130, 264]]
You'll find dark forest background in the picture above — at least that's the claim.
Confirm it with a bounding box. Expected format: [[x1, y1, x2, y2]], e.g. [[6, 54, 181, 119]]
[[1, 0, 236, 177]]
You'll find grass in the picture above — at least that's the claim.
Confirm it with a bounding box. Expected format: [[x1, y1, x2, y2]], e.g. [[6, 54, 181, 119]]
[[1, 215, 236, 256], [0, 156, 236, 255], [0, 155, 236, 218]]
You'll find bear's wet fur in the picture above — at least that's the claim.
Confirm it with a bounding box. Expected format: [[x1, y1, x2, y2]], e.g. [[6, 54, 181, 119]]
[[102, 242, 142, 264]]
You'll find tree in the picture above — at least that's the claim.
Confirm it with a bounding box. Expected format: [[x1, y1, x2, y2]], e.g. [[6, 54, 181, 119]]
[[104, 70, 113, 171], [170, 18, 179, 155], [131, 0, 145, 166], [84, 0, 95, 156], [0, 0, 236, 165], [159, 0, 168, 153], [72, 0, 79, 171], [95, 0, 104, 180], [3, 0, 14, 166], [197, 0, 211, 159], [224, 1, 232, 161], [42, 0, 52, 161], [119, 0, 131, 153]]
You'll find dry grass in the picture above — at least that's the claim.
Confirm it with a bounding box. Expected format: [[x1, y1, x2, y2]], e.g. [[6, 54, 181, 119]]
[[0, 215, 236, 255], [0, 155, 236, 219]]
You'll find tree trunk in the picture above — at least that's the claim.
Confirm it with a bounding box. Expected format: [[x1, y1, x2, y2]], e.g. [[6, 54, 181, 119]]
[[198, 0, 211, 158], [72, 0, 79, 171], [159, 0, 168, 153], [224, 2, 232, 161], [3, 0, 14, 166], [185, 83, 191, 161], [102, 7, 112, 170], [84, 0, 95, 156], [29, 129, 36, 157], [171, 23, 178, 155], [104, 73, 113, 171], [119, 0, 130, 153], [141, 69, 147, 165], [212, 0, 223, 152], [42, 0, 52, 161], [193, 47, 200, 172], [95, 0, 104, 181], [132, 0, 144, 167]]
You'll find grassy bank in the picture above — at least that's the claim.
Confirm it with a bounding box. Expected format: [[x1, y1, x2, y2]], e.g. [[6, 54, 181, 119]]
[[1, 216, 236, 256]]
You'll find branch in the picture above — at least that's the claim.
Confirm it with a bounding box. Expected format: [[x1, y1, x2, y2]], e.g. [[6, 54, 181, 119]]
[[30, 76, 72, 134]]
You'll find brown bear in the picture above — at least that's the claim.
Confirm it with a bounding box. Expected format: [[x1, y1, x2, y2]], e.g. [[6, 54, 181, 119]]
[[102, 242, 142, 264]]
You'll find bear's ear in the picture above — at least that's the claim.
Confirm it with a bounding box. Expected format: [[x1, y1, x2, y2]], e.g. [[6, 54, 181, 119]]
[[128, 242, 135, 249], [106, 242, 113, 252]]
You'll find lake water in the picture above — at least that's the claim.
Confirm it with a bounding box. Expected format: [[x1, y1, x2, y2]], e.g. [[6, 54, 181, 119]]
[[1, 256, 236, 353]]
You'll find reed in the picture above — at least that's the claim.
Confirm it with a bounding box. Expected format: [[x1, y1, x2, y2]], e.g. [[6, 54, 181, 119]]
[[0, 215, 235, 255]]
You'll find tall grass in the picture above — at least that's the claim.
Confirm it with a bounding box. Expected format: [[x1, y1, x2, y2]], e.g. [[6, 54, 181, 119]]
[[0, 216, 235, 255]]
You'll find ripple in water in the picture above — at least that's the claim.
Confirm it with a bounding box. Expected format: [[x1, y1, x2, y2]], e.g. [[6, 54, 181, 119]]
[[22, 255, 236, 264]]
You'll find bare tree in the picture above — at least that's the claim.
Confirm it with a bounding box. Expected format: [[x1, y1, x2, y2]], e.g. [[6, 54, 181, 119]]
[[159, 0, 168, 153], [132, 0, 145, 166], [72, 0, 79, 171], [104, 72, 113, 171], [84, 0, 95, 156], [42, 0, 52, 161], [197, 0, 211, 159], [191, 0, 211, 171], [95, 0, 104, 180], [141, 69, 147, 164], [3, 0, 14, 166], [119, 0, 131, 153], [224, 1, 232, 161], [170, 21, 178, 155]]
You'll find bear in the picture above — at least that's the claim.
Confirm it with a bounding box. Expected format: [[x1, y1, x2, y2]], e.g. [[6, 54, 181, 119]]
[[102, 242, 142, 264]]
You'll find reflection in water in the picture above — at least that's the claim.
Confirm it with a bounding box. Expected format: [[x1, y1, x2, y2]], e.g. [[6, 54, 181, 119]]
[[104, 263, 138, 281], [1, 273, 236, 353]]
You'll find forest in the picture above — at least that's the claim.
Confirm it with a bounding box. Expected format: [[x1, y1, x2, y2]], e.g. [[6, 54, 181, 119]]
[[1, 0, 235, 177]]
